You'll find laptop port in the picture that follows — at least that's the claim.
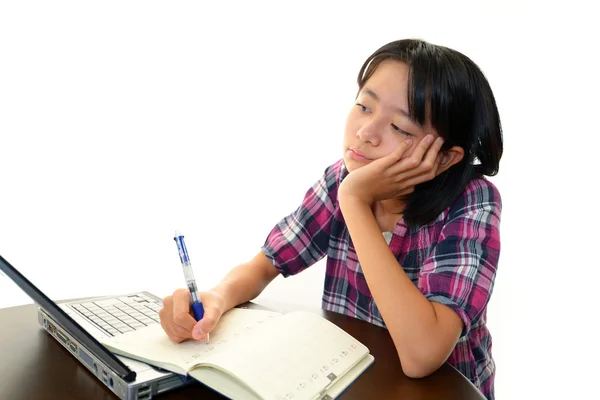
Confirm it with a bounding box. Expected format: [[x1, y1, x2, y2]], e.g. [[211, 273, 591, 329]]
[[56, 329, 69, 345], [138, 386, 151, 399], [69, 342, 78, 352], [49, 323, 56, 334]]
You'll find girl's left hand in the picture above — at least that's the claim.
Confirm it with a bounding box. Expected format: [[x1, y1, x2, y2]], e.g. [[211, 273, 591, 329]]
[[339, 135, 445, 205]]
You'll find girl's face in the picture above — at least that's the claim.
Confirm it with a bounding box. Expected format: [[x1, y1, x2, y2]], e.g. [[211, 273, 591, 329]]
[[343, 60, 440, 173]]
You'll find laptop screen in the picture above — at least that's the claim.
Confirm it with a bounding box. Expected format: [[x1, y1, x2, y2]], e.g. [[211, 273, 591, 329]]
[[0, 254, 136, 382]]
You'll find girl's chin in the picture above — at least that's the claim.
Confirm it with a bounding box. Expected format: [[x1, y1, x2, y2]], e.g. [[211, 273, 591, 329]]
[[343, 157, 369, 173]]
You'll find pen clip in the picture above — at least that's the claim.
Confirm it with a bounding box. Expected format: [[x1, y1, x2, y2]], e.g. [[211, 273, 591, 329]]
[[174, 234, 190, 265]]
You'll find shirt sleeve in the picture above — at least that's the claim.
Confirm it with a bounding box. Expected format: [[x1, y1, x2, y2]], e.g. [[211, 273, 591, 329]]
[[419, 178, 502, 337], [261, 161, 343, 277]]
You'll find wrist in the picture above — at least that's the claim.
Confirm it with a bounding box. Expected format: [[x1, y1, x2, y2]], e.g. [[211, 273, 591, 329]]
[[339, 191, 369, 211], [339, 196, 373, 226], [207, 287, 230, 314]]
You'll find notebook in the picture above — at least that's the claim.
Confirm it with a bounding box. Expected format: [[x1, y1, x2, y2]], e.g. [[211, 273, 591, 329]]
[[101, 308, 375, 400]]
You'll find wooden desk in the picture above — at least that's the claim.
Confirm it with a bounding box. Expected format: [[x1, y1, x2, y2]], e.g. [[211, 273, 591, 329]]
[[0, 302, 485, 400]]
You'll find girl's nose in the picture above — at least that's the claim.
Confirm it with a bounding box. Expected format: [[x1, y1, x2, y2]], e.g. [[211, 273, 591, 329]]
[[357, 122, 381, 146]]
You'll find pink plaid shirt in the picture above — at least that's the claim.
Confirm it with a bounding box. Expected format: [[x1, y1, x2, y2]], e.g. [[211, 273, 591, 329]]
[[262, 159, 501, 399]]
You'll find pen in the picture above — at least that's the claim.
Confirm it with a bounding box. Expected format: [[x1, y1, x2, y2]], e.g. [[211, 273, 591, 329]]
[[174, 231, 209, 344]]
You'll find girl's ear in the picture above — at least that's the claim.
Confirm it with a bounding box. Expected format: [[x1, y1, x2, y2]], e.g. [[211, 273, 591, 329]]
[[436, 146, 465, 176]]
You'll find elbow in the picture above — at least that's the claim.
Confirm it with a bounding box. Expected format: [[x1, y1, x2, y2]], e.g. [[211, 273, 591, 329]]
[[401, 363, 437, 379], [399, 352, 444, 379]]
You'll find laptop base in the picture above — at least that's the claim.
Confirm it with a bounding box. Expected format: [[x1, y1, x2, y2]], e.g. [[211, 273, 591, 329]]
[[38, 307, 192, 400]]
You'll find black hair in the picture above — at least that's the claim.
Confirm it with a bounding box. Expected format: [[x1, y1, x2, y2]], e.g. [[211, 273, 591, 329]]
[[357, 39, 503, 227]]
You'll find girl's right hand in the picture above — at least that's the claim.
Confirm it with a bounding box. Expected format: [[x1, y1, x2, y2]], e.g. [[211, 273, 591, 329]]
[[158, 288, 225, 343]]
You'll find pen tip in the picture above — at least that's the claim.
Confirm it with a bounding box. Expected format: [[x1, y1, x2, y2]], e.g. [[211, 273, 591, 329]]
[[174, 230, 182, 238]]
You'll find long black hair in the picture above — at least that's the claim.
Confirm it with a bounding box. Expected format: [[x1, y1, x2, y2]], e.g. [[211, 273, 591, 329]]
[[357, 39, 503, 227]]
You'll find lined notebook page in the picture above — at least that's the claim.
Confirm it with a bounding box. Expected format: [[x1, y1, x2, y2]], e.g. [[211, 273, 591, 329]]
[[101, 308, 282, 373], [203, 311, 369, 400]]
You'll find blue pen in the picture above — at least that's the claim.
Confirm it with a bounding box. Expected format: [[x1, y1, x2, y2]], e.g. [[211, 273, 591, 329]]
[[174, 231, 209, 343]]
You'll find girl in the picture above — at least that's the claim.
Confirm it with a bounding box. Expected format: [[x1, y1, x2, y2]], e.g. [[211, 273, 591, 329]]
[[159, 38, 502, 400]]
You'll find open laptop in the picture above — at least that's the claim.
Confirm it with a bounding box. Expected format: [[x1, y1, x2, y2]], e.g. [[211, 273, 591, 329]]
[[0, 254, 192, 400]]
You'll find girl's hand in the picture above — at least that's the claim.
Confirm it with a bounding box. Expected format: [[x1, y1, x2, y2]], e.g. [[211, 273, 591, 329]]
[[339, 135, 445, 205], [159, 289, 225, 343]]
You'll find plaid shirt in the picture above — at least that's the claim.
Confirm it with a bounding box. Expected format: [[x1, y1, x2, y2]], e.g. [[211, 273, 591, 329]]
[[261, 159, 501, 400]]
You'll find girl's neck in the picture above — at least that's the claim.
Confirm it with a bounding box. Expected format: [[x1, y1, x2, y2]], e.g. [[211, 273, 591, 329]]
[[379, 198, 405, 214], [372, 199, 405, 232]]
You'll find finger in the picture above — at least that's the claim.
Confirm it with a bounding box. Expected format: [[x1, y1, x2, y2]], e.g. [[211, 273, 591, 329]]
[[160, 316, 187, 343], [409, 150, 443, 183], [397, 134, 437, 171], [158, 295, 173, 329], [397, 186, 415, 197], [393, 147, 443, 186], [172, 289, 196, 329], [171, 314, 195, 340], [172, 288, 192, 313], [418, 136, 445, 173], [401, 169, 440, 188], [434, 151, 444, 174], [192, 305, 222, 341], [390, 136, 442, 176], [383, 138, 413, 166], [159, 296, 187, 343], [166, 289, 196, 340], [388, 167, 419, 185]]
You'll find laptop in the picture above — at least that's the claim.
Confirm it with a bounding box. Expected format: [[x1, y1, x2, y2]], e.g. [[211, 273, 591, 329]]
[[0, 254, 192, 400]]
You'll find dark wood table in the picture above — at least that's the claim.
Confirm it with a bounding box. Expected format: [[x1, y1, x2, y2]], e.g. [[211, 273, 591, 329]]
[[0, 301, 484, 400]]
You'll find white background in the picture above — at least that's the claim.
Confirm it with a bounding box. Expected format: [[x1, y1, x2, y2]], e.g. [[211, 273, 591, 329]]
[[1, 1, 598, 399]]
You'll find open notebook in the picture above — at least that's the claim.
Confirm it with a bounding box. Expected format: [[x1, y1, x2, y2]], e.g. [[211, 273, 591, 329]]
[[101, 308, 374, 400]]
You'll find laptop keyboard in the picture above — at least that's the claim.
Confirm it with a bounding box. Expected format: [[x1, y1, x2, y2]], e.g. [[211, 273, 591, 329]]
[[70, 294, 162, 337]]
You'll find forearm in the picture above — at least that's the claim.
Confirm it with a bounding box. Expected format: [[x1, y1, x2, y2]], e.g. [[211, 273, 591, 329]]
[[211, 251, 279, 313], [339, 198, 455, 375]]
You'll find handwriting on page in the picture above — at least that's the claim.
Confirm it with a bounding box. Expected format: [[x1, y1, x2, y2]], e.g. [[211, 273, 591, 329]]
[[103, 308, 282, 372], [180, 310, 280, 365]]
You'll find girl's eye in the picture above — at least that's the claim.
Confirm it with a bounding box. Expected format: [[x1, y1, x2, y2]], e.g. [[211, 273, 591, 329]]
[[356, 103, 370, 113], [391, 124, 413, 136]]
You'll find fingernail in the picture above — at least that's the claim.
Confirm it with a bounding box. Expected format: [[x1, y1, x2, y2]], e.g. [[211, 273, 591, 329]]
[[404, 139, 413, 146], [427, 135, 434, 143], [193, 327, 204, 339]]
